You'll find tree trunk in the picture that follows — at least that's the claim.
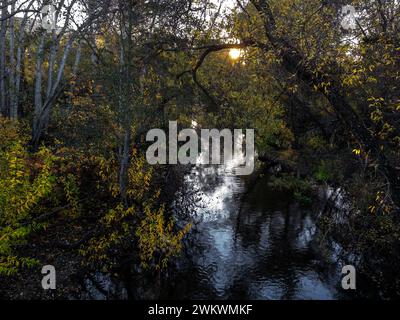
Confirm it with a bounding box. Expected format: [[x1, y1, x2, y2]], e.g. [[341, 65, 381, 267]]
[[32, 34, 45, 149], [119, 130, 131, 208], [32, 35, 74, 149], [14, 2, 32, 118], [0, 2, 7, 116], [8, 2, 16, 119]]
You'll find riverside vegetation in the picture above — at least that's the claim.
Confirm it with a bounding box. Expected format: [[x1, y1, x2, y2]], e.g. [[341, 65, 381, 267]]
[[0, 0, 399, 299]]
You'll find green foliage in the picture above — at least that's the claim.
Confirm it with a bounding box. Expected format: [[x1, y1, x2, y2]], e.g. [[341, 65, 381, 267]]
[[305, 134, 327, 151], [136, 204, 192, 270], [80, 148, 191, 272], [60, 173, 81, 218], [268, 174, 312, 207], [314, 161, 333, 183], [0, 122, 55, 275]]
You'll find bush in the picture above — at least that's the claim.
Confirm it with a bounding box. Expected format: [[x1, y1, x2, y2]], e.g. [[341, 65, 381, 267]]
[[0, 120, 55, 275], [314, 160, 333, 183]]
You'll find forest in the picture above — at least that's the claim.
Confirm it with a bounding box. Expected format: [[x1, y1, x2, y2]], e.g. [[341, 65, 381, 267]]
[[0, 0, 399, 300]]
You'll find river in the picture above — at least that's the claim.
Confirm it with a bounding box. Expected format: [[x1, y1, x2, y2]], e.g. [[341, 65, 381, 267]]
[[155, 157, 348, 300]]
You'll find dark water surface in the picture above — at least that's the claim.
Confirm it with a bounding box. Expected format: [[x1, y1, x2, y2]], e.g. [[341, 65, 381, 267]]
[[158, 163, 345, 300]]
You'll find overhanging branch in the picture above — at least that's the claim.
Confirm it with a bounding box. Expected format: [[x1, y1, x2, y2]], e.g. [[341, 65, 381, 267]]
[[176, 39, 265, 108]]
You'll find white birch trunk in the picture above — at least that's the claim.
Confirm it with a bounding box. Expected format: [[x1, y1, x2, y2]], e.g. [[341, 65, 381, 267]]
[[0, 1, 7, 116], [8, 2, 16, 119]]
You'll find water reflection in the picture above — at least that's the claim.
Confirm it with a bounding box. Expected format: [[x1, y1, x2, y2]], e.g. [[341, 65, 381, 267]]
[[165, 160, 342, 299]]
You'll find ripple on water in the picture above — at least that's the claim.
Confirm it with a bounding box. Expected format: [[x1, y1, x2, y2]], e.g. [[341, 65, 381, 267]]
[[169, 153, 341, 299]]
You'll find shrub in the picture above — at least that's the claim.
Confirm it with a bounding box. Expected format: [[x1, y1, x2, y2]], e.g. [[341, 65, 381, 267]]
[[0, 123, 55, 275]]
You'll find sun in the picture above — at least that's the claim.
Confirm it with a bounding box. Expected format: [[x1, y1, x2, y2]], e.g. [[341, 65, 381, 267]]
[[229, 48, 241, 60]]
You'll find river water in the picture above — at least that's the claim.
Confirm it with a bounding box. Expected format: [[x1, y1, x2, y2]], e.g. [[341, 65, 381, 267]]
[[157, 159, 347, 300]]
